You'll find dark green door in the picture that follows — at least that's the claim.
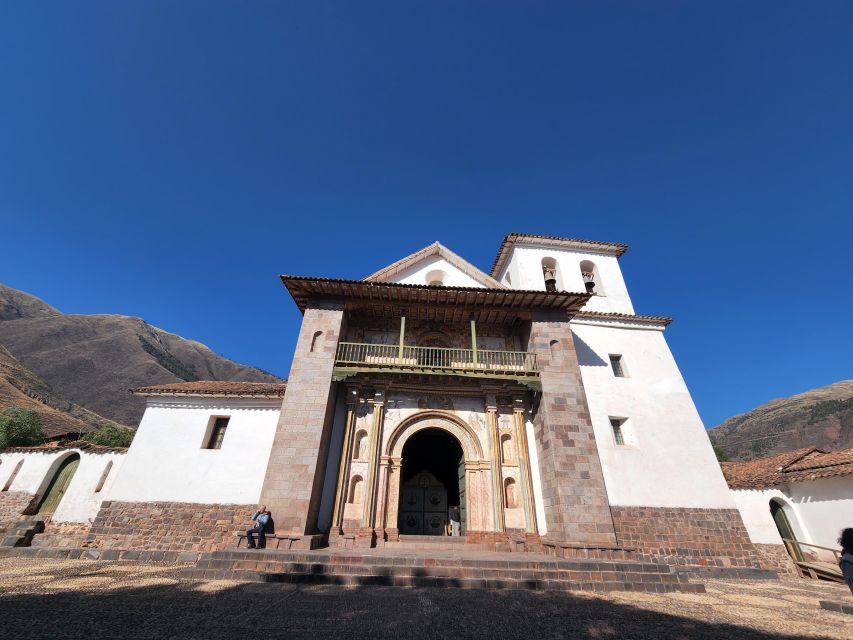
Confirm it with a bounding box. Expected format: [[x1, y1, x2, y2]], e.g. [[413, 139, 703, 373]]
[[457, 455, 467, 535], [770, 501, 803, 561], [37, 455, 80, 515]]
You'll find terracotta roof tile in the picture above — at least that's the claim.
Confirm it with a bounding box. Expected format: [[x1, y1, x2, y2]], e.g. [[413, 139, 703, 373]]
[[722, 447, 853, 488], [132, 381, 287, 398], [3, 439, 127, 454]]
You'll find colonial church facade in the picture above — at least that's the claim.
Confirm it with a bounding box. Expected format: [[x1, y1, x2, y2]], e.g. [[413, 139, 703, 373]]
[[0, 233, 772, 572]]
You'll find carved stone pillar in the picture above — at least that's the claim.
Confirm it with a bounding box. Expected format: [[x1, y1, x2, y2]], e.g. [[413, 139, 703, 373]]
[[513, 395, 538, 534], [485, 395, 505, 532], [361, 389, 386, 538], [330, 386, 360, 534], [383, 456, 403, 541], [374, 456, 390, 542]]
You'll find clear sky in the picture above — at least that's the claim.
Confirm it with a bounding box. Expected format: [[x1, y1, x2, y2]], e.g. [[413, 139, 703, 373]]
[[1, 2, 851, 428]]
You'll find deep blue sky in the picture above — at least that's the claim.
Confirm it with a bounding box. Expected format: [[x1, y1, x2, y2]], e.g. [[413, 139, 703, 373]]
[[1, 2, 851, 427]]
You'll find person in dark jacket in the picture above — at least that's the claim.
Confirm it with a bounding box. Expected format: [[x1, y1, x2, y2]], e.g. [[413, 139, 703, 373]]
[[246, 506, 271, 549], [839, 528, 853, 596]]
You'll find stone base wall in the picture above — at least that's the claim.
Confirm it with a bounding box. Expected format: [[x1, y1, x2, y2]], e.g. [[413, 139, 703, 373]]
[[611, 506, 763, 568], [85, 501, 256, 552], [0, 492, 35, 530], [753, 543, 798, 577]]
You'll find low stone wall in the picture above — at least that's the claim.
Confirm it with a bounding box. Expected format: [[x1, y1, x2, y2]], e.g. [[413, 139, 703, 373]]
[[0, 492, 35, 529], [753, 543, 799, 577], [611, 506, 763, 568], [84, 501, 256, 552]]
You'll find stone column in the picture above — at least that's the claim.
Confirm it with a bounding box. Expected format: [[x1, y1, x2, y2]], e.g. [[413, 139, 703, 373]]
[[330, 386, 360, 534], [383, 457, 403, 541], [374, 456, 390, 543], [260, 300, 345, 536], [464, 461, 485, 532], [526, 309, 616, 545], [513, 396, 538, 534], [485, 395, 505, 532], [359, 389, 386, 545]]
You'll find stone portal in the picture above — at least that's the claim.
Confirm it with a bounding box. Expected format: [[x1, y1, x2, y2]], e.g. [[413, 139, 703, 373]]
[[398, 429, 465, 535]]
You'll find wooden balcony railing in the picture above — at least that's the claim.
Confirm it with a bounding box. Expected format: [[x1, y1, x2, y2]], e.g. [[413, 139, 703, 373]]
[[335, 342, 538, 375]]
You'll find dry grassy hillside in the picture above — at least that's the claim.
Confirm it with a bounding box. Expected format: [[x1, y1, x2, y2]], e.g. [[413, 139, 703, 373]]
[[0, 284, 283, 426], [709, 380, 853, 460], [0, 345, 114, 438]]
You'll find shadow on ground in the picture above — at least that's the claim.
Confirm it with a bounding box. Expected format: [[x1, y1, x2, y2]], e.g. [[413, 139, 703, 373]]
[[0, 578, 836, 640]]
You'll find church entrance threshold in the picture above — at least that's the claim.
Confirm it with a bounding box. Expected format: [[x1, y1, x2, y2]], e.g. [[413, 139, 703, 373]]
[[398, 428, 465, 536]]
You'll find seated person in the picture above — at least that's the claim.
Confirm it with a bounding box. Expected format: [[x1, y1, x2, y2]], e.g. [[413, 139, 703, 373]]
[[246, 505, 272, 549]]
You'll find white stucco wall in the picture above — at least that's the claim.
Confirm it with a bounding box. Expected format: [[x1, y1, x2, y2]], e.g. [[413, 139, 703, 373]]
[[571, 318, 735, 509], [0, 448, 126, 523], [496, 244, 635, 314], [786, 476, 852, 550], [729, 488, 803, 544], [107, 397, 281, 505], [389, 256, 486, 288]]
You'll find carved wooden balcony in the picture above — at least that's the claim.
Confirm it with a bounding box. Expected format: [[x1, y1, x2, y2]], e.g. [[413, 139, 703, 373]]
[[333, 342, 539, 387]]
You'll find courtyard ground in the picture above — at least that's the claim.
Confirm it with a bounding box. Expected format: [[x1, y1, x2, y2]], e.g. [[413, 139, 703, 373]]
[[0, 557, 851, 639]]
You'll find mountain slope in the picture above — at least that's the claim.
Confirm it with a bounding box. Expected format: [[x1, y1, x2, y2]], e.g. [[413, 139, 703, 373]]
[[0, 284, 283, 425], [0, 284, 61, 321], [709, 381, 853, 461], [0, 345, 115, 437]]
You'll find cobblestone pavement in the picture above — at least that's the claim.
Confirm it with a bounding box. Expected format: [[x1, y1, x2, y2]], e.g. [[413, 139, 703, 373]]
[[0, 557, 851, 639]]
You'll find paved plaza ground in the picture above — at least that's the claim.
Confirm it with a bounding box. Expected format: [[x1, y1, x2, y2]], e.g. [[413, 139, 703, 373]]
[[0, 557, 851, 639]]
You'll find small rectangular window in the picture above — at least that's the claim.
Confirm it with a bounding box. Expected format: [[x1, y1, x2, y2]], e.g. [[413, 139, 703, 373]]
[[610, 418, 626, 446], [205, 417, 230, 450], [609, 354, 626, 377]]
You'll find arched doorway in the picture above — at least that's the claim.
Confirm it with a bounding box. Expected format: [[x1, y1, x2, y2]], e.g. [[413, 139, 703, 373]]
[[770, 498, 803, 562], [36, 453, 80, 516], [398, 429, 465, 535]]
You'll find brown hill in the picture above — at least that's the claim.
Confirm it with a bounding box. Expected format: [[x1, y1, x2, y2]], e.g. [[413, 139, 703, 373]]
[[0, 284, 283, 426], [708, 381, 853, 461], [0, 345, 114, 438]]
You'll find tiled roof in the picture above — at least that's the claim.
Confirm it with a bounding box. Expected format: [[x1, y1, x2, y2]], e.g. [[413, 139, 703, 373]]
[[722, 447, 853, 489], [3, 439, 128, 454], [490, 233, 629, 277], [132, 381, 288, 398], [573, 311, 673, 326]]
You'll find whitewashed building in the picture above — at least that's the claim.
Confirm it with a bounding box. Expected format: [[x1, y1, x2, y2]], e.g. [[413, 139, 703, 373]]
[[723, 447, 853, 577]]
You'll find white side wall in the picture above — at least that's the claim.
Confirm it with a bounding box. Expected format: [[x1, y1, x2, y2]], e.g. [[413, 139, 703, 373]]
[[108, 397, 281, 505], [389, 256, 486, 288], [729, 487, 802, 544], [571, 318, 735, 509], [496, 244, 635, 314], [786, 476, 852, 550], [0, 448, 126, 523]]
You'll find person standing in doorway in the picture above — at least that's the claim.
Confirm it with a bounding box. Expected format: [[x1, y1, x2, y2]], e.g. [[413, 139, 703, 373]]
[[839, 528, 853, 596], [449, 505, 461, 537]]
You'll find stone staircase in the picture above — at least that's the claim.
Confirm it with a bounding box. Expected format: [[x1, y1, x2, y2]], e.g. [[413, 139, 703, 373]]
[[0, 517, 45, 548], [180, 547, 705, 593], [384, 534, 471, 551]]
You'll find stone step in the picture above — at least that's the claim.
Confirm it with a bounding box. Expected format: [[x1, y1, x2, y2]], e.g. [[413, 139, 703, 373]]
[[179, 548, 703, 593], [385, 535, 470, 550]]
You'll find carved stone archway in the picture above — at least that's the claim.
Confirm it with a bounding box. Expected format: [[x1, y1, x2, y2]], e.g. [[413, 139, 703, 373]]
[[381, 411, 493, 538]]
